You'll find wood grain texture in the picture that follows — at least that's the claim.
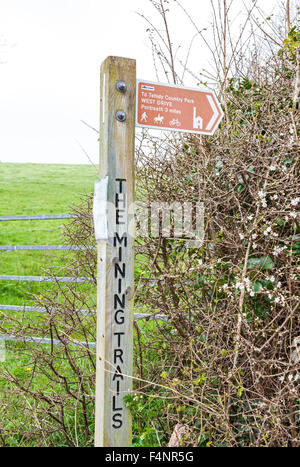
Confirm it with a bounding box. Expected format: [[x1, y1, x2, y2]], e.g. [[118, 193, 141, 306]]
[[95, 56, 136, 447]]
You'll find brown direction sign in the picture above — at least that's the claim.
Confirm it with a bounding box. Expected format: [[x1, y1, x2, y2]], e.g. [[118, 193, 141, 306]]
[[136, 80, 223, 135]]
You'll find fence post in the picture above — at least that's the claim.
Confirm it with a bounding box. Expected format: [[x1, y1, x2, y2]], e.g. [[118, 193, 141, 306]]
[[95, 56, 136, 447]]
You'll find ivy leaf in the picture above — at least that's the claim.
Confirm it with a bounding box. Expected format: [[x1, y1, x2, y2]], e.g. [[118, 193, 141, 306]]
[[252, 281, 263, 292], [248, 256, 275, 270]]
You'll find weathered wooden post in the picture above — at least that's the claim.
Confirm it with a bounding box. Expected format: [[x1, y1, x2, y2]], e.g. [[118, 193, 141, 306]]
[[94, 56, 136, 447]]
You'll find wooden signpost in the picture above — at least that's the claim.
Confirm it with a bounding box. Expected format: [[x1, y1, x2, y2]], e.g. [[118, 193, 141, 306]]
[[95, 56, 136, 447], [94, 57, 223, 447]]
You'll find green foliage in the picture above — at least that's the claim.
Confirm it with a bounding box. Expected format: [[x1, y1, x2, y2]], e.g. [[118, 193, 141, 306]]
[[247, 256, 275, 271], [124, 393, 166, 447], [278, 26, 300, 64]]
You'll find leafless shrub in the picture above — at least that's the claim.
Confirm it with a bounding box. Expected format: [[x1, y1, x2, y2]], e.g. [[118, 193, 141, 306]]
[[131, 0, 300, 447]]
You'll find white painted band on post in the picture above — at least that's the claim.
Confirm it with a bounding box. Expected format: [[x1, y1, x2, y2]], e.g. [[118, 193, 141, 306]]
[[93, 177, 109, 241]]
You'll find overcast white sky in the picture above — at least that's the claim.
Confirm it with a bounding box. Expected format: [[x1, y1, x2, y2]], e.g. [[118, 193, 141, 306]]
[[0, 0, 292, 165]]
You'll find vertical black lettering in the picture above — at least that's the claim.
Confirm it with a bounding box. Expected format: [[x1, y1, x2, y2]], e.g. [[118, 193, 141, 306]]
[[116, 209, 125, 225], [113, 233, 128, 247], [114, 332, 125, 347], [113, 365, 124, 381], [114, 310, 125, 325], [115, 192, 126, 209], [111, 178, 127, 433], [115, 263, 125, 278], [115, 178, 126, 193], [114, 348, 124, 364], [112, 413, 123, 429], [114, 293, 125, 309], [112, 395, 123, 411]]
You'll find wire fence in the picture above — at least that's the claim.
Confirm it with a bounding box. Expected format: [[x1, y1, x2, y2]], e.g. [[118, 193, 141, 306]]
[[0, 246, 96, 251], [0, 213, 167, 352], [0, 214, 75, 221], [0, 275, 93, 283]]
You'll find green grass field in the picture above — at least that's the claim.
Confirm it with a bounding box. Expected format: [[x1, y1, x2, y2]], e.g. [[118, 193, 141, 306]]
[[0, 163, 97, 306]]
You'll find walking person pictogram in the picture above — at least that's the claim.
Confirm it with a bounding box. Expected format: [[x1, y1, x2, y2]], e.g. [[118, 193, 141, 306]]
[[141, 112, 148, 122]]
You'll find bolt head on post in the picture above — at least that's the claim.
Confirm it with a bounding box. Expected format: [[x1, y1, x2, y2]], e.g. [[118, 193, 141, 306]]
[[116, 110, 126, 122], [116, 80, 127, 93]]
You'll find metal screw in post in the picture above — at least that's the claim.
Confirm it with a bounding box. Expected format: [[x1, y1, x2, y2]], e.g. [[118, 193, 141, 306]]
[[115, 110, 126, 122], [116, 80, 127, 93]]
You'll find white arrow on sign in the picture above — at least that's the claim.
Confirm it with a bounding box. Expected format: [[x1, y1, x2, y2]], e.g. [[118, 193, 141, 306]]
[[205, 94, 219, 131]]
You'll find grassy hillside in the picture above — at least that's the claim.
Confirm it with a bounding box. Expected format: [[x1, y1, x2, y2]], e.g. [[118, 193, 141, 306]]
[[0, 163, 97, 306], [0, 163, 97, 211]]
